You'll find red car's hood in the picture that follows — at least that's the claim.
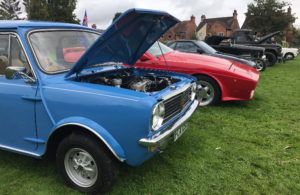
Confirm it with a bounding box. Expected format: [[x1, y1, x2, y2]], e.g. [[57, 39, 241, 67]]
[[160, 51, 234, 70]]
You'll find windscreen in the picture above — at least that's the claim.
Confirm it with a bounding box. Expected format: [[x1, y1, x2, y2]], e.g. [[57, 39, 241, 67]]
[[147, 42, 174, 58], [195, 41, 217, 54], [29, 30, 100, 72]]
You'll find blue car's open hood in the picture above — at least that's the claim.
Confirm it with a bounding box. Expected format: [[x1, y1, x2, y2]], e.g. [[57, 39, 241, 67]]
[[65, 8, 180, 78]]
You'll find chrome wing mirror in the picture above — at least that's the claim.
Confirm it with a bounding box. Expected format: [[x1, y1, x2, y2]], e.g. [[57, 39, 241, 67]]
[[5, 67, 36, 84]]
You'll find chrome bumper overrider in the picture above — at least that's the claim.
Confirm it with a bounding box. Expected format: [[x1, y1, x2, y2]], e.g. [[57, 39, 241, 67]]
[[139, 100, 199, 152]]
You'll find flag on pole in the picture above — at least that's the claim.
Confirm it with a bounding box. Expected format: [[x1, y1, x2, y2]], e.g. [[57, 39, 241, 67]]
[[82, 10, 88, 26]]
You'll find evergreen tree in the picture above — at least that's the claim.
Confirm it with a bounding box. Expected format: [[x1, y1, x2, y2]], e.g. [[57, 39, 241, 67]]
[[112, 12, 122, 23], [245, 0, 297, 36], [190, 32, 198, 40], [23, 0, 80, 24], [23, 0, 49, 21], [0, 0, 22, 20]]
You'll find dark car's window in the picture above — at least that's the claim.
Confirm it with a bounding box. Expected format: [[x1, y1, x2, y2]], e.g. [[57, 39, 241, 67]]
[[29, 31, 100, 72], [176, 42, 198, 53], [0, 35, 9, 75], [236, 32, 252, 41], [147, 42, 173, 58], [168, 42, 176, 49], [195, 41, 217, 54]]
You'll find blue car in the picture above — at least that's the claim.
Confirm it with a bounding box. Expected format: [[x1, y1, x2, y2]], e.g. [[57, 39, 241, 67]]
[[0, 9, 199, 194]]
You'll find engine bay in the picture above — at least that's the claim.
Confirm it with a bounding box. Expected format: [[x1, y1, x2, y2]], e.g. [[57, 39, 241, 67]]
[[78, 68, 179, 93]]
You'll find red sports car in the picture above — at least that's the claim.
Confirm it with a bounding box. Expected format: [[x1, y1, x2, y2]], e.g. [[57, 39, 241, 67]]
[[126, 42, 259, 106]]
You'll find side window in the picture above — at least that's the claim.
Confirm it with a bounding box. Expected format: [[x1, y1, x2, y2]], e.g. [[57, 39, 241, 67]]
[[187, 42, 198, 53], [168, 42, 176, 49], [0, 35, 9, 75], [176, 42, 189, 52], [10, 36, 32, 74]]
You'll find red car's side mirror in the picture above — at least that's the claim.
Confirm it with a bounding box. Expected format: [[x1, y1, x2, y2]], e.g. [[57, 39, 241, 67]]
[[140, 54, 151, 61]]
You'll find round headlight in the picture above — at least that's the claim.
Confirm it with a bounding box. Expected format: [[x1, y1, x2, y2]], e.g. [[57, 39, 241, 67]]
[[151, 102, 165, 132]]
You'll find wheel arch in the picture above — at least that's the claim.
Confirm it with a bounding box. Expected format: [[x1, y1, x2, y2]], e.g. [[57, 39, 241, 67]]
[[43, 117, 126, 162], [191, 73, 224, 100], [284, 52, 294, 58], [265, 49, 278, 56]]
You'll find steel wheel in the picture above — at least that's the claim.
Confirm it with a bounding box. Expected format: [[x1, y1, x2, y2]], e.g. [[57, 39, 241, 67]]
[[254, 59, 266, 72], [285, 53, 294, 60], [197, 80, 215, 106], [64, 148, 98, 188]]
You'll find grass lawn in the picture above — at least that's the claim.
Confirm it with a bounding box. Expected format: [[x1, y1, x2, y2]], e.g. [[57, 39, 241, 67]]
[[0, 57, 299, 195]]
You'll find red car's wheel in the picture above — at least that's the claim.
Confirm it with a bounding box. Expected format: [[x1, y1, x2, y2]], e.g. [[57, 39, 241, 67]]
[[195, 75, 221, 106]]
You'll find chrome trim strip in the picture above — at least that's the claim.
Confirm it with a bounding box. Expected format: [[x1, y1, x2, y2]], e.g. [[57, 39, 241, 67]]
[[42, 86, 139, 102], [0, 32, 38, 79], [162, 83, 193, 100], [0, 82, 34, 87], [45, 123, 125, 162], [0, 144, 41, 157], [26, 28, 101, 75], [139, 100, 199, 149]]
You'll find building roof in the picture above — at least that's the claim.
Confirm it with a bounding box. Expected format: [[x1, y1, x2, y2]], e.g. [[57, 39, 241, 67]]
[[169, 20, 192, 35], [196, 17, 234, 32], [241, 17, 249, 29]]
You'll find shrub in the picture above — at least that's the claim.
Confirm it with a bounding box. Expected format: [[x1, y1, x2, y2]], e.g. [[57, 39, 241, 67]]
[[160, 41, 168, 45]]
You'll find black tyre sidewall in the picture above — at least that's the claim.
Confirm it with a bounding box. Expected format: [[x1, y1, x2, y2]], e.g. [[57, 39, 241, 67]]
[[253, 58, 266, 72], [265, 52, 277, 67], [284, 53, 294, 60], [56, 132, 117, 194], [195, 75, 221, 106]]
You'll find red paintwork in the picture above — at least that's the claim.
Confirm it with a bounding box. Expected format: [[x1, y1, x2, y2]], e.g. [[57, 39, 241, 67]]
[[125, 51, 259, 102], [63, 47, 86, 63]]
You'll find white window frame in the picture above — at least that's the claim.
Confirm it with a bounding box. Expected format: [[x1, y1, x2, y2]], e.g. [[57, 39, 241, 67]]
[[181, 33, 184, 39], [199, 33, 203, 38], [218, 32, 224, 36], [168, 34, 172, 39]]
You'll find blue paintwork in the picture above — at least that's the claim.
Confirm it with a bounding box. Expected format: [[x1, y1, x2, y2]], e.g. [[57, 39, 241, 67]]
[[66, 8, 180, 77], [0, 8, 197, 166]]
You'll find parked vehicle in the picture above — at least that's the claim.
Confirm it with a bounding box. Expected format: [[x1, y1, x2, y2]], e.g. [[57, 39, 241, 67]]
[[166, 40, 266, 72], [0, 9, 200, 194], [211, 29, 283, 67], [282, 47, 299, 60], [127, 42, 260, 106]]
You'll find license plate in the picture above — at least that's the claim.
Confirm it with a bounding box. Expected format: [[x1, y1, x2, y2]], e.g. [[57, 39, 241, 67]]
[[174, 122, 188, 142]]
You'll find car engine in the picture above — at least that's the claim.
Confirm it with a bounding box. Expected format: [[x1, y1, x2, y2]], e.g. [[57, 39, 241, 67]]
[[89, 72, 175, 92]]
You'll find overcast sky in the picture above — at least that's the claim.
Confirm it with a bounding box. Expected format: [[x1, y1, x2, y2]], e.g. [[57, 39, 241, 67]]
[[20, 0, 300, 29]]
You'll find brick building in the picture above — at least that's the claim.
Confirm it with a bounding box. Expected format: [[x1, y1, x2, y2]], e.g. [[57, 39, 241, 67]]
[[196, 10, 240, 40], [159, 15, 197, 41]]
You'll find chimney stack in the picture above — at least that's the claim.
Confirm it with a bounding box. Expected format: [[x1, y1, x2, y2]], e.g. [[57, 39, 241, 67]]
[[288, 6, 291, 14], [201, 14, 206, 22], [233, 10, 237, 19], [191, 15, 195, 24]]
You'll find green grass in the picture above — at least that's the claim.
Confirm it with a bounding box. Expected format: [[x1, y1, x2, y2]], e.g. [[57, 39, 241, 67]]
[[0, 57, 300, 195]]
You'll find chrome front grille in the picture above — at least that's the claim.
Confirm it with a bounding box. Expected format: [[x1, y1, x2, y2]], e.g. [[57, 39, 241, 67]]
[[162, 86, 192, 125]]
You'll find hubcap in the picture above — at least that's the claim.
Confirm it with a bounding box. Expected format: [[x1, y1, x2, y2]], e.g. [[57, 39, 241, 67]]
[[286, 54, 293, 60], [254, 60, 264, 71], [64, 148, 98, 187], [196, 81, 215, 106]]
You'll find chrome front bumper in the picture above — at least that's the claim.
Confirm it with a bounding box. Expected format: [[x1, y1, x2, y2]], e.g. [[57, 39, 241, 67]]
[[139, 100, 199, 152], [262, 55, 266, 61]]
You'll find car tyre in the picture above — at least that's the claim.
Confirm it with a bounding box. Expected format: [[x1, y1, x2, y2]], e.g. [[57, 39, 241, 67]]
[[56, 131, 119, 194], [253, 58, 266, 72], [265, 52, 277, 67], [284, 53, 294, 60], [195, 75, 221, 106]]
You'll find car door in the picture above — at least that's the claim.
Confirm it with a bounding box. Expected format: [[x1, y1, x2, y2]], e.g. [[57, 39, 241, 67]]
[[0, 33, 38, 152]]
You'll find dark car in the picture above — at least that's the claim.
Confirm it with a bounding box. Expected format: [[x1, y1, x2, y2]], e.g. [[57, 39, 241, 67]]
[[166, 40, 266, 72], [211, 29, 283, 67]]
